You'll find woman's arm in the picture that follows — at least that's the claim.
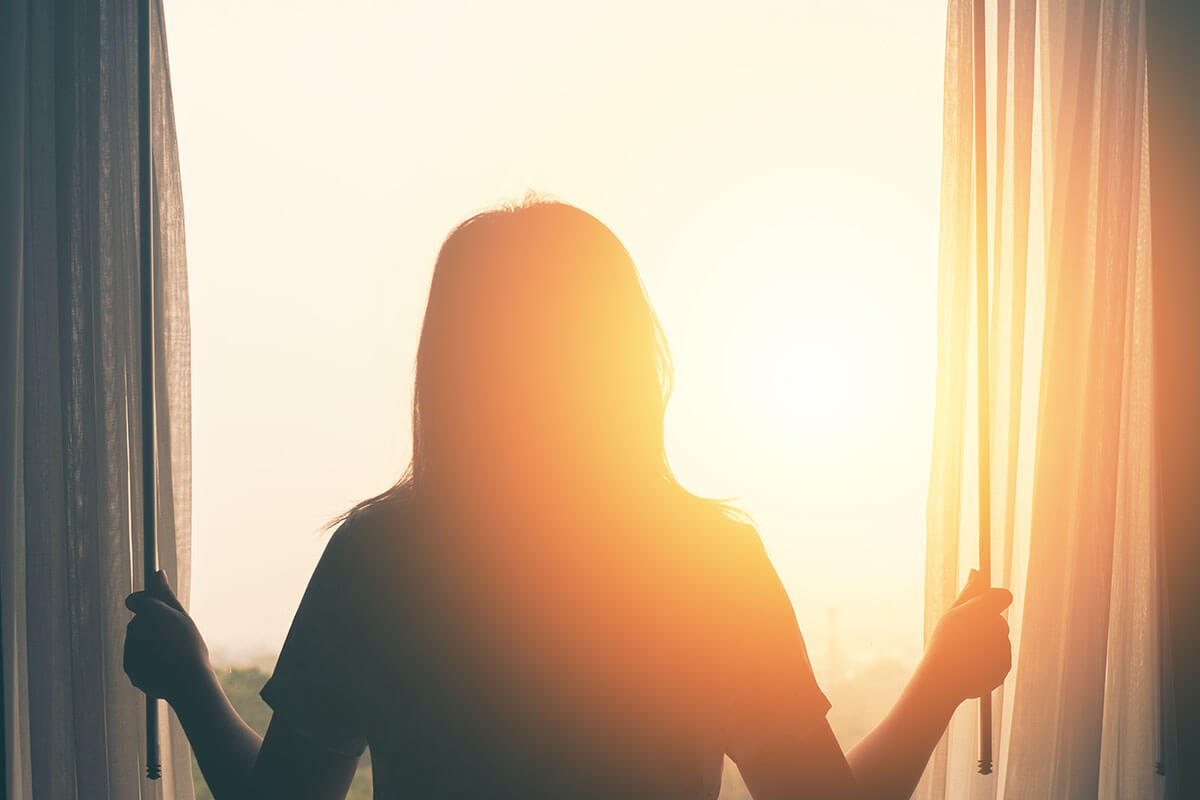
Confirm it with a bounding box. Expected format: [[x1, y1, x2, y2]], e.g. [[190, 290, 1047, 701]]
[[123, 571, 358, 800], [846, 570, 1012, 799], [732, 570, 1012, 800], [842, 654, 961, 799], [170, 662, 264, 797]]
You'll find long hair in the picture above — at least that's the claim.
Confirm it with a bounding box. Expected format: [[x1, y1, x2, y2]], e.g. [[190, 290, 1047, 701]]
[[335, 195, 742, 529]]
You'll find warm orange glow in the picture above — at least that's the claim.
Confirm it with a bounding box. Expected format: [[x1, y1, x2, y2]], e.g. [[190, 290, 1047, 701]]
[[166, 0, 947, 747]]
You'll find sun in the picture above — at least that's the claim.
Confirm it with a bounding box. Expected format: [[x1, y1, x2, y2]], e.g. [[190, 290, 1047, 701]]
[[654, 203, 882, 465]]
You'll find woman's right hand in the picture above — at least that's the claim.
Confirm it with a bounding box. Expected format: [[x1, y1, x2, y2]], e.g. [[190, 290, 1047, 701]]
[[923, 569, 1013, 705], [124, 569, 213, 707]]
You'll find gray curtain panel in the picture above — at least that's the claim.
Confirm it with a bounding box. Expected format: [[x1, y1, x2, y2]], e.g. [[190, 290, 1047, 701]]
[[1, 1, 194, 797]]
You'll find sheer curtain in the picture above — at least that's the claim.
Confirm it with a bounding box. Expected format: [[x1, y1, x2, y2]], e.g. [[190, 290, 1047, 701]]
[[918, 0, 1172, 798], [1, 1, 194, 798]]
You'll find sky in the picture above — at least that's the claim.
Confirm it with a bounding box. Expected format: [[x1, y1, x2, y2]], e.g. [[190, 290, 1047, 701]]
[[162, 0, 948, 684]]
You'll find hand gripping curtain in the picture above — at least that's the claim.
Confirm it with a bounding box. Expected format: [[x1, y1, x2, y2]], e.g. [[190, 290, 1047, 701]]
[[0, 1, 195, 798], [918, 0, 1173, 798]]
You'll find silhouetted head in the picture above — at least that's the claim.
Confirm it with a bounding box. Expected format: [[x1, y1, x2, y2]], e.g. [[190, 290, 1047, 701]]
[[412, 197, 672, 516], [336, 195, 743, 534]]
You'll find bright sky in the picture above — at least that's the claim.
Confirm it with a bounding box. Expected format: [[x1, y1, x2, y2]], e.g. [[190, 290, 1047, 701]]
[[163, 0, 947, 683]]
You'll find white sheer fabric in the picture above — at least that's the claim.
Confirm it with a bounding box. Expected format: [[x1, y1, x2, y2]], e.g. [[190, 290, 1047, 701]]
[[1, 1, 194, 797], [919, 0, 1171, 798]]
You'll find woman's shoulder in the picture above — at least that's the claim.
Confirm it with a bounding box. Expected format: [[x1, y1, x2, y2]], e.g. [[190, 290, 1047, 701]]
[[656, 493, 765, 576], [322, 487, 421, 572], [674, 495, 760, 549]]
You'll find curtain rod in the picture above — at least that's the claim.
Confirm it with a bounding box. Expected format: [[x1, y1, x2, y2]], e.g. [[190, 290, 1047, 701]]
[[137, 0, 161, 782], [972, 0, 994, 778]]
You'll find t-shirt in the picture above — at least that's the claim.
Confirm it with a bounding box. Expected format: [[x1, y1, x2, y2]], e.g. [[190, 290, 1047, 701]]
[[259, 492, 830, 799]]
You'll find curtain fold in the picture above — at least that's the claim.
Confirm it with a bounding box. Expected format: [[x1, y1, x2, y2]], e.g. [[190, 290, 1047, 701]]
[[0, 1, 194, 798], [1146, 1, 1200, 793], [919, 0, 1170, 798]]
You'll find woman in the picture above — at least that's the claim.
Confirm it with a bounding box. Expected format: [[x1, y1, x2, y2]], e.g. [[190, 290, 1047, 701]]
[[124, 199, 1012, 800]]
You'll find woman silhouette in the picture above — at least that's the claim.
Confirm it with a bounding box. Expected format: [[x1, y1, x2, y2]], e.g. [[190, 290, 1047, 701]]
[[124, 199, 1012, 800]]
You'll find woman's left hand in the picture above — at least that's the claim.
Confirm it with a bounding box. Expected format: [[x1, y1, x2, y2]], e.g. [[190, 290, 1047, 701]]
[[123, 570, 212, 706]]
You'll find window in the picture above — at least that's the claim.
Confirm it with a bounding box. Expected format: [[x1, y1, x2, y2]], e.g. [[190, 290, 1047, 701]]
[[163, 2, 947, 796]]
